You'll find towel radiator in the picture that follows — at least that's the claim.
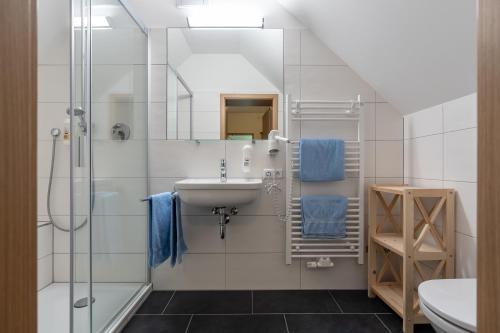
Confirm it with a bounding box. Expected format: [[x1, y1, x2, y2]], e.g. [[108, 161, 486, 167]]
[[285, 95, 365, 265]]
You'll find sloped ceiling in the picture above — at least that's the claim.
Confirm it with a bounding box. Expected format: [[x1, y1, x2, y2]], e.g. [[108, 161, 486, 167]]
[[277, 0, 477, 114], [125, 0, 477, 114]]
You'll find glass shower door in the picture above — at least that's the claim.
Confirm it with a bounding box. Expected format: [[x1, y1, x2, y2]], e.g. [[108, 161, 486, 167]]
[[70, 0, 149, 331], [89, 0, 149, 331]]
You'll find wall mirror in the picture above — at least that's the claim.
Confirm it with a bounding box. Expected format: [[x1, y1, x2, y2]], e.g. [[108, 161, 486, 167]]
[[166, 28, 284, 140]]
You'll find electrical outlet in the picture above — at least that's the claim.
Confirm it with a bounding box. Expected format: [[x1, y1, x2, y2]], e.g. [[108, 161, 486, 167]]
[[263, 169, 273, 179], [274, 168, 283, 178], [263, 168, 283, 179]]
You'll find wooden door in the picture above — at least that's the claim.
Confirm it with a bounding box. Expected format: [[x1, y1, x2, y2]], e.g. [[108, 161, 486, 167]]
[[478, 0, 500, 332], [0, 0, 38, 332]]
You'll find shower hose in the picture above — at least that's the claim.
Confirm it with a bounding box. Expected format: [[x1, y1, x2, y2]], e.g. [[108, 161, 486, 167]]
[[47, 129, 90, 232]]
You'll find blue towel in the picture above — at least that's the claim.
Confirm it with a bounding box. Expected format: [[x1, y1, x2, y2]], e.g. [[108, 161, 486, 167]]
[[170, 193, 187, 267], [299, 139, 345, 182], [301, 195, 347, 239], [147, 192, 187, 268]]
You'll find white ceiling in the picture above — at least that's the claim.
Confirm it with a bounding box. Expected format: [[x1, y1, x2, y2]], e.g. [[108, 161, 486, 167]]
[[277, 0, 477, 113], [124, 0, 477, 114]]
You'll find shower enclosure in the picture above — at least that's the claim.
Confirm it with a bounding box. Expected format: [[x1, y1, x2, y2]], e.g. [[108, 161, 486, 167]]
[[38, 0, 149, 331]]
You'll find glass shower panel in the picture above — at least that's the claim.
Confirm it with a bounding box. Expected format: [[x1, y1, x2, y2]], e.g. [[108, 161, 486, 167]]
[[70, 0, 92, 331], [89, 0, 148, 331]]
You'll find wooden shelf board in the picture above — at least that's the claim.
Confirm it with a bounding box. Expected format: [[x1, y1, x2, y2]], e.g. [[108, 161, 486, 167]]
[[372, 284, 404, 317], [371, 185, 453, 197], [372, 234, 446, 260], [371, 284, 428, 323]]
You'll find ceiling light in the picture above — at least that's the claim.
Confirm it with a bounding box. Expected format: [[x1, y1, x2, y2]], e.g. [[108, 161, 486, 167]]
[[187, 14, 264, 29], [177, 0, 207, 8]]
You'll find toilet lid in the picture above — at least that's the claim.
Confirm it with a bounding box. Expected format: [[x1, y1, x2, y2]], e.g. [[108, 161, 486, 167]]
[[418, 279, 476, 332]]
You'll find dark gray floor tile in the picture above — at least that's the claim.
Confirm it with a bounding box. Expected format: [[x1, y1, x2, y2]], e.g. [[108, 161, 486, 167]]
[[164, 291, 251, 314], [136, 291, 174, 314], [286, 314, 388, 333], [253, 290, 341, 313], [122, 315, 191, 333], [377, 314, 436, 333], [330, 290, 392, 313], [187, 314, 287, 333]]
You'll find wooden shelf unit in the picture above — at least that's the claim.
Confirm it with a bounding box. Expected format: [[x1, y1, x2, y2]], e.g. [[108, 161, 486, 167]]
[[368, 185, 455, 333]]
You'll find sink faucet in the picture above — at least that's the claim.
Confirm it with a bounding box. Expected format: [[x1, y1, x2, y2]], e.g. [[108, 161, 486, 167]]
[[220, 158, 227, 183]]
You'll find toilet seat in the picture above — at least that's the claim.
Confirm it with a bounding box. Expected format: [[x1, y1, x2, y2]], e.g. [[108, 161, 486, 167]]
[[418, 279, 476, 333]]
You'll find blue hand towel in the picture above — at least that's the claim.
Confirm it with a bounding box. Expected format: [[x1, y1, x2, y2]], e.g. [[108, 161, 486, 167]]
[[147, 192, 187, 268], [299, 139, 345, 182], [301, 195, 347, 239], [170, 193, 187, 267]]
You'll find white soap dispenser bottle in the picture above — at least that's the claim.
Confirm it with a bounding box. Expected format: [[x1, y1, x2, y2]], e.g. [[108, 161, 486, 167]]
[[242, 144, 253, 175]]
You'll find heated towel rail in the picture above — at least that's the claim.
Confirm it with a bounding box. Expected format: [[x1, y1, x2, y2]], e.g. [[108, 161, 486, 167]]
[[285, 95, 365, 265]]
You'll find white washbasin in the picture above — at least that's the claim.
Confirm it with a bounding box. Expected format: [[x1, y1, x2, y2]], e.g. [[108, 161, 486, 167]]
[[175, 178, 262, 207]]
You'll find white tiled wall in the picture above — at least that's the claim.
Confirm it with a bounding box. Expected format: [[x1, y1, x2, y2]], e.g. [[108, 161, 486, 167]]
[[404, 93, 477, 278], [150, 28, 404, 290], [38, 224, 53, 290]]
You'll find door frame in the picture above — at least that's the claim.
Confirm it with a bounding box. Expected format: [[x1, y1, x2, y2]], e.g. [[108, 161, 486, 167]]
[[0, 0, 38, 331], [478, 1, 500, 332], [220, 93, 278, 140]]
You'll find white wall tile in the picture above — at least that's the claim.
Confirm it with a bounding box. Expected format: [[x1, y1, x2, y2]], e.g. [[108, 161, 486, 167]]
[[300, 259, 367, 289], [150, 103, 167, 140], [54, 253, 146, 283], [92, 29, 147, 65], [92, 253, 146, 282], [444, 128, 477, 182], [38, 177, 70, 216], [300, 31, 345, 66], [364, 141, 376, 178], [284, 30, 300, 66], [93, 140, 147, 178], [363, 103, 376, 141], [376, 103, 403, 140], [455, 233, 477, 278], [38, 255, 53, 290], [182, 215, 226, 253], [91, 102, 148, 140], [300, 66, 376, 102], [226, 253, 300, 289], [151, 65, 167, 102], [444, 181, 477, 237], [150, 28, 167, 65], [92, 65, 147, 103], [376, 141, 403, 178], [408, 178, 443, 189], [226, 216, 284, 253], [38, 141, 70, 179], [54, 216, 146, 254], [150, 140, 225, 178], [405, 135, 443, 180], [38, 225, 53, 259], [53, 254, 69, 282], [443, 93, 477, 132], [38, 65, 70, 102], [37, 0, 70, 65], [285, 65, 301, 100], [92, 178, 148, 216], [404, 105, 443, 139], [152, 254, 226, 290]]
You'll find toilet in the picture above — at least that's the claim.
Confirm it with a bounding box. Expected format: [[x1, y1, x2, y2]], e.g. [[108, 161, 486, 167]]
[[418, 279, 476, 333]]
